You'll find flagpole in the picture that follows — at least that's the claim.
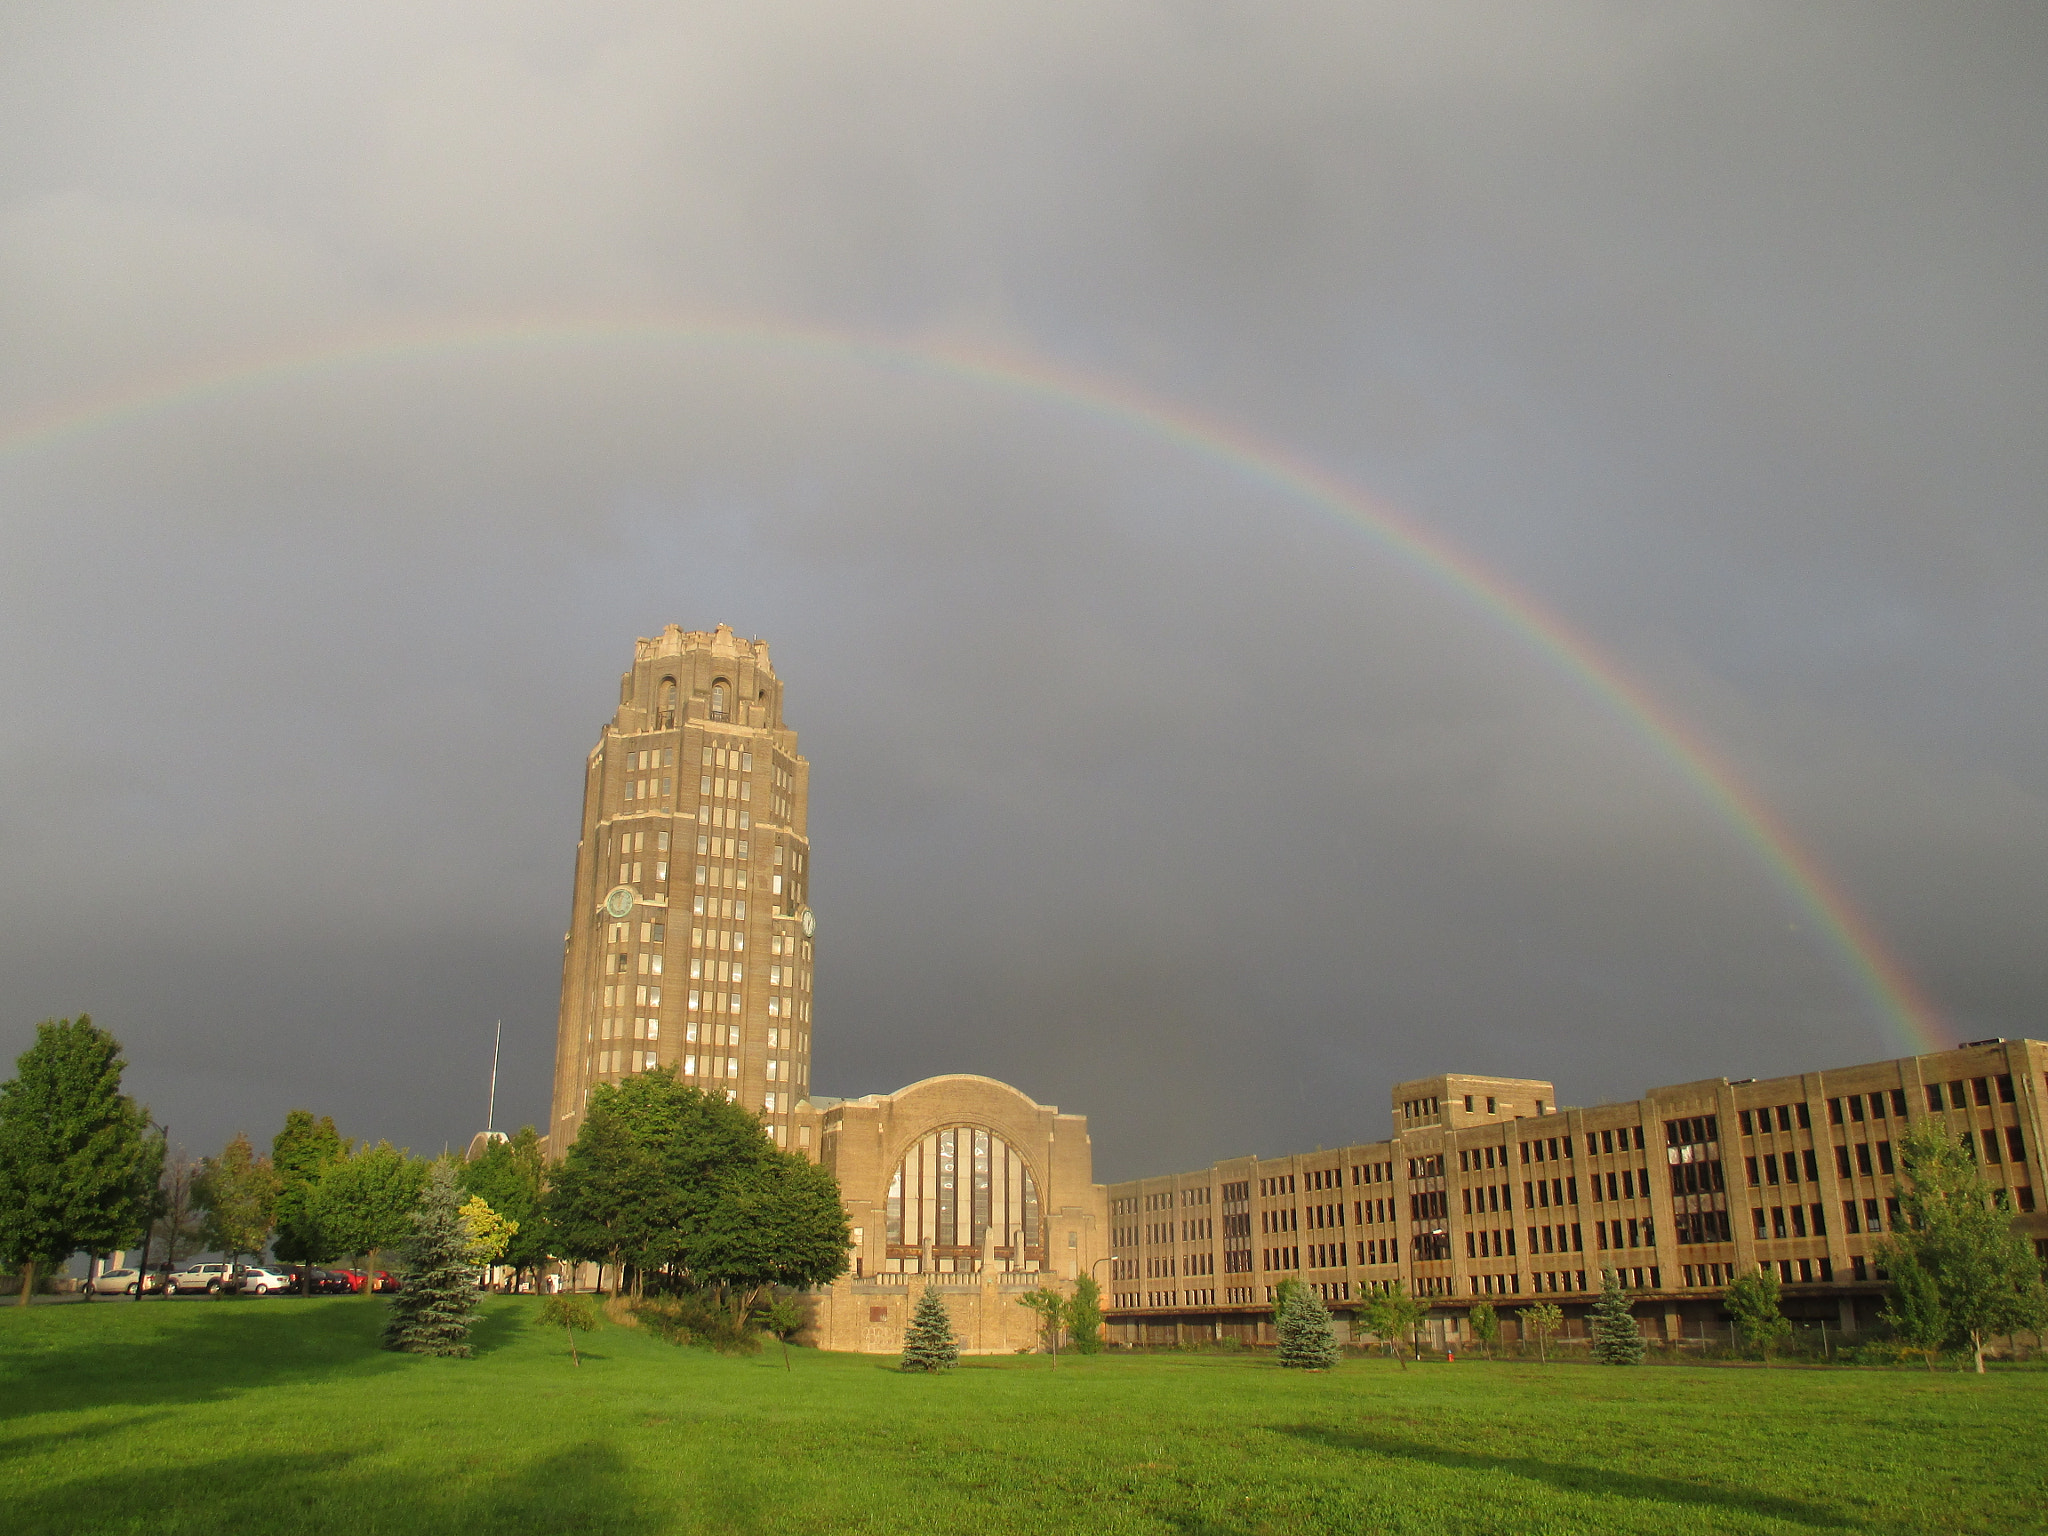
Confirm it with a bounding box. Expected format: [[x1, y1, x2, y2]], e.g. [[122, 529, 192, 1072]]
[[487, 1020, 502, 1138]]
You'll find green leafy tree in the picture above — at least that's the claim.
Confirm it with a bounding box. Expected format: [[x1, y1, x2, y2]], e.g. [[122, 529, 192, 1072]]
[[1359, 1282, 1428, 1368], [1589, 1270, 1646, 1365], [760, 1293, 807, 1370], [383, 1162, 477, 1356], [536, 1292, 599, 1365], [309, 1142, 426, 1295], [690, 1153, 850, 1319], [1726, 1266, 1793, 1364], [1017, 1285, 1067, 1362], [0, 1017, 158, 1305], [458, 1194, 517, 1271], [1879, 1244, 1950, 1371], [901, 1285, 959, 1372], [543, 1070, 808, 1296], [1467, 1300, 1500, 1360], [271, 1110, 348, 1292], [1881, 1123, 2048, 1374], [1518, 1301, 1564, 1363], [460, 1126, 547, 1285], [1276, 1283, 1340, 1369], [193, 1132, 281, 1265], [1065, 1272, 1104, 1354]]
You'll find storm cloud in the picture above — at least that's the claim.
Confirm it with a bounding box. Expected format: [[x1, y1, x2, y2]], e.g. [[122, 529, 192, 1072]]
[[1, 2, 2043, 1179]]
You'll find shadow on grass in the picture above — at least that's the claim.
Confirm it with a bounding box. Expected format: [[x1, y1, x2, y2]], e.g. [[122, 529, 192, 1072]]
[[467, 1299, 532, 1357], [1278, 1425, 1856, 1529], [0, 1299, 411, 1426], [9, 1438, 663, 1535]]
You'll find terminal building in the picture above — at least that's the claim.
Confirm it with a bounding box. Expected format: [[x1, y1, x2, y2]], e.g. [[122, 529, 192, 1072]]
[[549, 628, 2048, 1353], [1101, 1043, 2048, 1349]]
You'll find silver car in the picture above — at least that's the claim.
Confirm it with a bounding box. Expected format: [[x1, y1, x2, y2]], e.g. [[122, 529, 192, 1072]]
[[86, 1267, 161, 1296]]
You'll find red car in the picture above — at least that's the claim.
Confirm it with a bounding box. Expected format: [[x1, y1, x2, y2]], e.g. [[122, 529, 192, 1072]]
[[335, 1269, 403, 1293]]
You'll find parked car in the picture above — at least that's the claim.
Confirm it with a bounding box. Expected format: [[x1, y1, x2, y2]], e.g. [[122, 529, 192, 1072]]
[[86, 1267, 161, 1296], [166, 1261, 236, 1295], [371, 1270, 402, 1293], [228, 1266, 294, 1296]]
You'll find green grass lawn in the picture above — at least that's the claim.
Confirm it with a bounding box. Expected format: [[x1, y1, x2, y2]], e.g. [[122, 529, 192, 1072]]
[[3, 1297, 2042, 1535]]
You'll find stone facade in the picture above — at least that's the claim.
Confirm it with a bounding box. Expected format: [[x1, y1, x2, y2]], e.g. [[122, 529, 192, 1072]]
[[1106, 1039, 2048, 1349], [793, 1074, 1108, 1354]]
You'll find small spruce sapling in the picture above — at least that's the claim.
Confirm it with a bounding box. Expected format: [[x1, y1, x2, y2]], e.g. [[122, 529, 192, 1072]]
[[537, 1292, 599, 1366], [381, 1162, 477, 1357], [1589, 1270, 1645, 1365], [901, 1285, 959, 1372], [1276, 1282, 1340, 1369]]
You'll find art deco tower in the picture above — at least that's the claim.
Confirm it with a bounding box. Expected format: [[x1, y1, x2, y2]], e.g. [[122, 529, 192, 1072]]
[[549, 624, 815, 1150]]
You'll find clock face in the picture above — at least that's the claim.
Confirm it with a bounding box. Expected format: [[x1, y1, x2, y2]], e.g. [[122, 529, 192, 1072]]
[[799, 906, 816, 939], [604, 886, 636, 920]]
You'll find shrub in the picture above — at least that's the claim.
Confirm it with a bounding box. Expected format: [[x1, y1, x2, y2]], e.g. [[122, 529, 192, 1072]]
[[633, 1291, 761, 1354]]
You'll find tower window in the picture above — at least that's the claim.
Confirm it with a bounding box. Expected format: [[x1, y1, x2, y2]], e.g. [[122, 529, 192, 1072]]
[[710, 681, 729, 721], [657, 679, 677, 729]]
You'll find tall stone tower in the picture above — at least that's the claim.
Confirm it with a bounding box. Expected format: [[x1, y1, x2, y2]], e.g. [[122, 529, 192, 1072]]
[[549, 624, 816, 1151]]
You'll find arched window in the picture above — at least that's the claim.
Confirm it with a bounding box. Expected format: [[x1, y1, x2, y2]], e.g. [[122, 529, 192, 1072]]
[[709, 679, 729, 721], [657, 679, 677, 730], [883, 1126, 1042, 1273]]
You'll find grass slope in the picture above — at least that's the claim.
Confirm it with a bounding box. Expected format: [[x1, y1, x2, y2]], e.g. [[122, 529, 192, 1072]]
[[2, 1297, 2042, 1534]]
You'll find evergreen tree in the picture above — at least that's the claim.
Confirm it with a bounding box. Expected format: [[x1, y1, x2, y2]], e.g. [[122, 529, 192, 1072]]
[[0, 1017, 157, 1305], [1881, 1123, 2048, 1374], [382, 1162, 477, 1356], [1589, 1269, 1645, 1364], [1725, 1265, 1792, 1364], [900, 1285, 959, 1372], [1276, 1282, 1340, 1369], [1065, 1272, 1105, 1354], [1466, 1300, 1500, 1360], [193, 1132, 281, 1264], [272, 1110, 348, 1292]]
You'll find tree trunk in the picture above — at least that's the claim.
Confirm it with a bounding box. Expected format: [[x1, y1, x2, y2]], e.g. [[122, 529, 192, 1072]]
[[17, 1261, 34, 1308], [1973, 1331, 1986, 1375]]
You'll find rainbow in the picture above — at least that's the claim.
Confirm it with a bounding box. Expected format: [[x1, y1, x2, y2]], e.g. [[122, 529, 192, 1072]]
[[0, 311, 1949, 1055]]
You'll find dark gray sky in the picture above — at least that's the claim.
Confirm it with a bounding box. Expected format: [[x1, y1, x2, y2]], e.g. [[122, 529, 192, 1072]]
[[2, 3, 2043, 1181]]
